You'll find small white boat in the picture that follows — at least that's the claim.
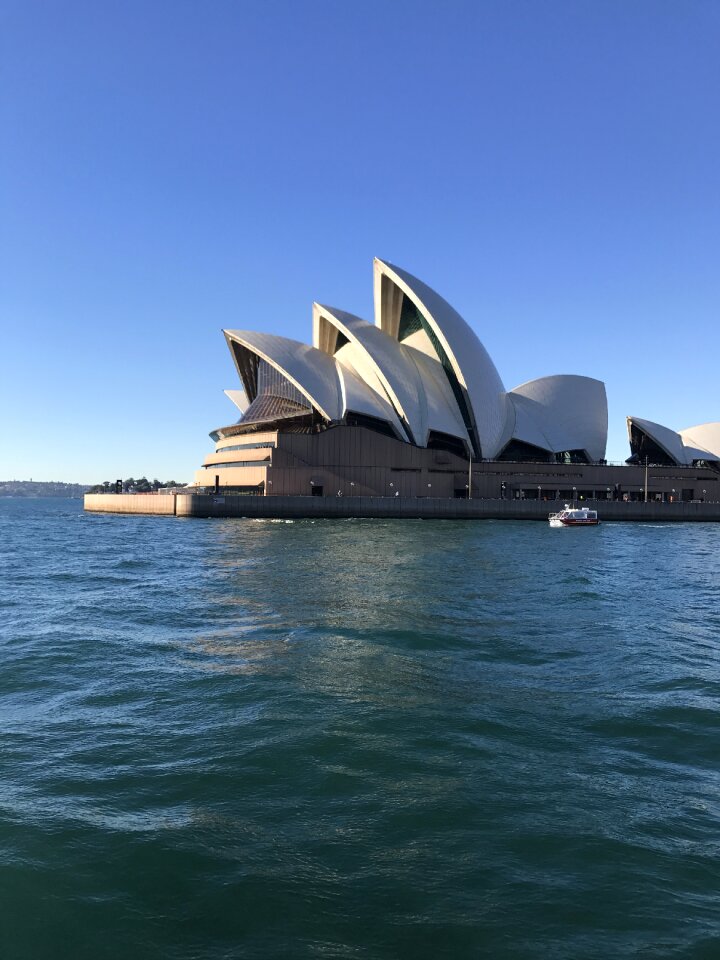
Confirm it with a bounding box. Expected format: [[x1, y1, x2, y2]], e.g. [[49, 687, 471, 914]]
[[548, 504, 600, 527]]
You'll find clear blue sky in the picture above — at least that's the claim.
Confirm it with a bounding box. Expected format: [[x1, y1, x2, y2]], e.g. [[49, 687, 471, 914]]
[[2, 0, 719, 482]]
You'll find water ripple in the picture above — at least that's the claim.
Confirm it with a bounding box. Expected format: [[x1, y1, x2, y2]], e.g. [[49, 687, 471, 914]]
[[1, 499, 719, 959]]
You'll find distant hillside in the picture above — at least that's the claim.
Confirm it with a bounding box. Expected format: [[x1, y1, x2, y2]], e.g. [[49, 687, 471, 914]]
[[0, 480, 90, 498]]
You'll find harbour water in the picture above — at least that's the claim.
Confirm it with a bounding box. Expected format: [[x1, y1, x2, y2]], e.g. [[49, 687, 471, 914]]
[[1, 498, 719, 959]]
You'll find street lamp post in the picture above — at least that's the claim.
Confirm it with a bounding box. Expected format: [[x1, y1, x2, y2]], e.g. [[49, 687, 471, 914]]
[[572, 486, 577, 504]]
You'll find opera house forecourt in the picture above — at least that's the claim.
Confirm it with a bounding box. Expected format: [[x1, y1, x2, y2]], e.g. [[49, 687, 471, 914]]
[[86, 258, 720, 519]]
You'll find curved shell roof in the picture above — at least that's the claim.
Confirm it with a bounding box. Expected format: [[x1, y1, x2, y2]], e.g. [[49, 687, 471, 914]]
[[403, 346, 470, 445], [335, 362, 404, 436], [509, 375, 608, 462], [679, 422, 720, 461], [504, 394, 554, 454], [626, 416, 689, 465], [628, 418, 720, 465], [224, 329, 402, 435], [373, 259, 507, 458], [224, 330, 342, 421], [313, 305, 420, 441], [223, 389, 249, 413], [312, 303, 469, 447]]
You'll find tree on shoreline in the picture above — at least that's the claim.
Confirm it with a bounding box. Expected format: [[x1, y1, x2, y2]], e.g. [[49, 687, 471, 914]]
[[87, 477, 187, 494]]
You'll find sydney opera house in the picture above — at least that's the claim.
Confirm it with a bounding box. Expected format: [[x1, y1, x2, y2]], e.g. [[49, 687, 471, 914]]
[[193, 259, 719, 503], [626, 418, 720, 469]]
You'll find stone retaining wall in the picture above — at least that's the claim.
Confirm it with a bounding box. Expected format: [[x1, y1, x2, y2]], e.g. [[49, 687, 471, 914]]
[[84, 494, 177, 515]]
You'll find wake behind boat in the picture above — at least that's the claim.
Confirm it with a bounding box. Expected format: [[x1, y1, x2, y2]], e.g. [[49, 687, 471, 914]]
[[548, 504, 600, 527]]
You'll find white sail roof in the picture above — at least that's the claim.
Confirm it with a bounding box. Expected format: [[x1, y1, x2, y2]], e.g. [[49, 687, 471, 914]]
[[626, 416, 690, 465], [503, 394, 553, 454], [679, 422, 720, 461], [224, 328, 402, 434], [373, 258, 507, 458], [335, 361, 404, 436], [626, 417, 720, 465], [404, 346, 470, 445], [313, 303, 469, 447], [224, 330, 342, 420], [314, 305, 420, 441], [509, 376, 608, 462], [223, 389, 249, 413]]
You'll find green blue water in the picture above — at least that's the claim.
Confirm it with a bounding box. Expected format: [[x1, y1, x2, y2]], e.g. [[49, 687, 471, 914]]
[[1, 498, 719, 959]]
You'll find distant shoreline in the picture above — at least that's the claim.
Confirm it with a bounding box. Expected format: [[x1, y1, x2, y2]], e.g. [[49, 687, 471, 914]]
[[0, 481, 90, 498], [0, 494, 87, 499]]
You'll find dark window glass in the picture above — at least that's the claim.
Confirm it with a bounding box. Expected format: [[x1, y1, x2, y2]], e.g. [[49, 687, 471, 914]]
[[427, 431, 467, 458], [216, 442, 275, 453], [497, 440, 551, 463], [344, 411, 397, 438], [205, 459, 270, 469], [554, 449, 590, 465]]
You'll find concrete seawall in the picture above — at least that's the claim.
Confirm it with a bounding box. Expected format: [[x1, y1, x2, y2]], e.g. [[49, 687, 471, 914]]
[[84, 493, 177, 515], [85, 493, 720, 522]]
